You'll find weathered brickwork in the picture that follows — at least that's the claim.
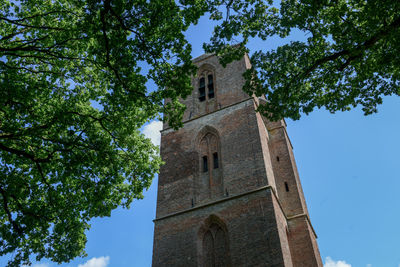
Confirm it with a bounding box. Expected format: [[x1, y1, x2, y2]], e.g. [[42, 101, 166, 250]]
[[153, 189, 292, 267], [152, 53, 322, 266]]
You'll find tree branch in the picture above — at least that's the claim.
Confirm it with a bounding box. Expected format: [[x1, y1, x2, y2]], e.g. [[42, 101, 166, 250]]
[[299, 15, 400, 79], [0, 142, 51, 163], [0, 16, 67, 31]]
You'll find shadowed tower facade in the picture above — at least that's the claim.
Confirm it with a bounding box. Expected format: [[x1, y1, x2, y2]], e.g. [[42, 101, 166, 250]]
[[152, 53, 323, 267]]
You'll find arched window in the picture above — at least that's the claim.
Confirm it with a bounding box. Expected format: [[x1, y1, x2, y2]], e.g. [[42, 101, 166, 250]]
[[198, 131, 223, 202], [200, 217, 230, 267], [200, 133, 219, 171], [198, 72, 215, 102]]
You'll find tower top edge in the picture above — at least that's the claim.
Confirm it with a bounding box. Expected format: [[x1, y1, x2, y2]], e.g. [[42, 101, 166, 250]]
[[192, 53, 214, 63], [192, 51, 250, 64]]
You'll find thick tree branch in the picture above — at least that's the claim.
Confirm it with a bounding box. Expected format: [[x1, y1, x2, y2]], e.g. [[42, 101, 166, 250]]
[[0, 142, 51, 163], [1, 10, 74, 23], [0, 16, 67, 31], [0, 61, 62, 75], [299, 15, 400, 79]]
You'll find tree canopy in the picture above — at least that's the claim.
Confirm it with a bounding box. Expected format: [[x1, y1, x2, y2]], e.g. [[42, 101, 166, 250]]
[[1, 0, 399, 266], [0, 0, 200, 265], [206, 0, 400, 120]]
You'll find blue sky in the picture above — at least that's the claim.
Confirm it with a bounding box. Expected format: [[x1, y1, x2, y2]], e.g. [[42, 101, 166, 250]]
[[2, 8, 400, 267]]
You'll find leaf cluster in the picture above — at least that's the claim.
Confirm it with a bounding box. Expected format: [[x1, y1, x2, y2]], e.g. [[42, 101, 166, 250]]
[[205, 0, 400, 120]]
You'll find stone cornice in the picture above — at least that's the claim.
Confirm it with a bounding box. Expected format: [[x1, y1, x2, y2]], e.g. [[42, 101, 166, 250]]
[[161, 97, 254, 133], [153, 184, 318, 238]]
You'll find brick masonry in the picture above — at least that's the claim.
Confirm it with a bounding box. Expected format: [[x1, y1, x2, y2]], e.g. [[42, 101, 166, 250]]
[[152, 53, 323, 267]]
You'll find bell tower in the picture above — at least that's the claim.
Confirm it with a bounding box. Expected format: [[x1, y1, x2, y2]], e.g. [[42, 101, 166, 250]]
[[152, 53, 323, 267]]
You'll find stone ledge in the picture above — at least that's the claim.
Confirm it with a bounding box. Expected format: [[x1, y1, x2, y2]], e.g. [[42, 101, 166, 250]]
[[154, 185, 272, 222], [153, 184, 318, 239], [161, 97, 254, 133]]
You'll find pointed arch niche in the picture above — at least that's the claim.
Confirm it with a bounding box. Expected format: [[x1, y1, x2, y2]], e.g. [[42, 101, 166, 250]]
[[196, 63, 218, 114], [196, 126, 223, 203], [198, 215, 231, 267]]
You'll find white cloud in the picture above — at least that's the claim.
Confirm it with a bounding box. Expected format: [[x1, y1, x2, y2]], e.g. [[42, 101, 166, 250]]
[[324, 257, 351, 267], [366, 264, 372, 267], [142, 120, 163, 146], [78, 256, 110, 267]]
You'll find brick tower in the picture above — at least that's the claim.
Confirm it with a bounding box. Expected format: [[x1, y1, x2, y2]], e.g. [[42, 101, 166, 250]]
[[152, 53, 323, 267]]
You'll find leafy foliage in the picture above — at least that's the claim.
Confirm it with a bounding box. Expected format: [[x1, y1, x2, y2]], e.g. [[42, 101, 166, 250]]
[[0, 0, 204, 265], [206, 0, 400, 120]]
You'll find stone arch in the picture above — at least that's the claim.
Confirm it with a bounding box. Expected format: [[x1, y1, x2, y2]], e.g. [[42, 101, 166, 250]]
[[195, 125, 220, 146], [195, 126, 223, 203], [197, 63, 217, 77], [198, 215, 231, 267]]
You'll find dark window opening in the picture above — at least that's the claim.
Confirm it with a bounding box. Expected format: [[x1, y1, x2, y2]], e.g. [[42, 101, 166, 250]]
[[203, 156, 208, 172], [284, 182, 289, 192], [213, 152, 219, 169], [208, 74, 214, 99], [276, 156, 280, 162], [199, 77, 206, 102]]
